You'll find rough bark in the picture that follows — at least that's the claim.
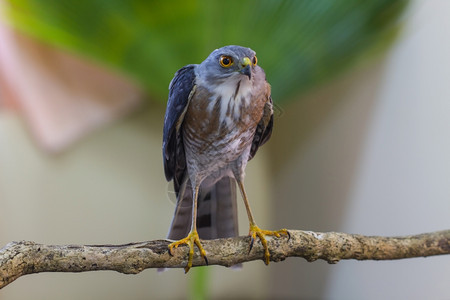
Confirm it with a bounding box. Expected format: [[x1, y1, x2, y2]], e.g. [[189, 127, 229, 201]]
[[1, 229, 449, 289]]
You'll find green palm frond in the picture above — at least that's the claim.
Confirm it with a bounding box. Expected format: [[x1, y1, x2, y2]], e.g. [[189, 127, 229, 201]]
[[4, 0, 408, 103]]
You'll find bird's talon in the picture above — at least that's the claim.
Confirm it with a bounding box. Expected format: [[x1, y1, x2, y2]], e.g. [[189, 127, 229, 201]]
[[248, 224, 289, 265], [167, 230, 206, 273]]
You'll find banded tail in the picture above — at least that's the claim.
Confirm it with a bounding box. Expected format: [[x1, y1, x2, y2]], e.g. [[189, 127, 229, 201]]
[[167, 176, 238, 240]]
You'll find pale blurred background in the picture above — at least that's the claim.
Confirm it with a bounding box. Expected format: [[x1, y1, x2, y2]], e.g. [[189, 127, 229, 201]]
[[1, 0, 449, 299]]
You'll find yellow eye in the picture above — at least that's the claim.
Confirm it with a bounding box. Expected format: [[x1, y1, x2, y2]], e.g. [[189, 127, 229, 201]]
[[252, 56, 257, 65], [219, 55, 233, 67]]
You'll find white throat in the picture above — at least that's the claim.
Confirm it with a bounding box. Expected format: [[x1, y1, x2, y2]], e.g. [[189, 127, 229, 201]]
[[204, 74, 253, 126]]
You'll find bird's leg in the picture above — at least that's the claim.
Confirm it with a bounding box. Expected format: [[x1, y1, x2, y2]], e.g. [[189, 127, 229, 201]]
[[168, 184, 208, 273], [236, 179, 289, 265]]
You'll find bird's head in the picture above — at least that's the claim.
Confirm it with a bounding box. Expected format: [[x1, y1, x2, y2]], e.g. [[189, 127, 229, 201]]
[[197, 45, 258, 83]]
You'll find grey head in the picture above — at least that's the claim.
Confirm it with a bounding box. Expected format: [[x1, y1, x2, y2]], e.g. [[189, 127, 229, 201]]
[[195, 45, 258, 85]]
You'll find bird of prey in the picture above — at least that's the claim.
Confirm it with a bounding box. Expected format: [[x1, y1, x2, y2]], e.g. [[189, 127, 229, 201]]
[[163, 45, 288, 272]]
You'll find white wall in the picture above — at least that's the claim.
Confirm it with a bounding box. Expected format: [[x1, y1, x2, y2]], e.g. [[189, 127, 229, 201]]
[[270, 1, 450, 298]]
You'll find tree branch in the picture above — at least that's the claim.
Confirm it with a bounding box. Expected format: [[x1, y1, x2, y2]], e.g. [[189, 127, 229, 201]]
[[1, 229, 449, 289]]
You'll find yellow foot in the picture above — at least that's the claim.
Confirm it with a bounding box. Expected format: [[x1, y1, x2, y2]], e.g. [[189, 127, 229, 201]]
[[168, 230, 208, 273], [248, 223, 290, 265]]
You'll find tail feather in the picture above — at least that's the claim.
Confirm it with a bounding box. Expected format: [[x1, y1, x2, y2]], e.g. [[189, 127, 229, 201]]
[[167, 176, 238, 240]]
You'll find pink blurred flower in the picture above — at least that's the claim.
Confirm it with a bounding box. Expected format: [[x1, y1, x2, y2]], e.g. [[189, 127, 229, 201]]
[[0, 20, 144, 152]]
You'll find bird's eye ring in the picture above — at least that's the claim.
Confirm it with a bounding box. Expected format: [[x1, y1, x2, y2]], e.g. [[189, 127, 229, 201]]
[[252, 56, 257, 65], [219, 55, 233, 68]]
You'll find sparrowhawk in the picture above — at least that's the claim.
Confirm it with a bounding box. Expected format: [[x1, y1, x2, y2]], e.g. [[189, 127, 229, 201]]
[[163, 45, 288, 272]]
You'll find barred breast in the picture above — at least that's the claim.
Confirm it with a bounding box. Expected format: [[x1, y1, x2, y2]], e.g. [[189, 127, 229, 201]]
[[182, 66, 270, 180]]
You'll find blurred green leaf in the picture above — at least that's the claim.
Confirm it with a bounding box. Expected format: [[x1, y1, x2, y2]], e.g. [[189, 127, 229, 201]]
[[189, 266, 209, 300], [4, 0, 408, 103]]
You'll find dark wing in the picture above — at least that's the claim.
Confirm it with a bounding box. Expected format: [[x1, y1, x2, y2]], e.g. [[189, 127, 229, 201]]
[[249, 96, 274, 160], [163, 65, 196, 186]]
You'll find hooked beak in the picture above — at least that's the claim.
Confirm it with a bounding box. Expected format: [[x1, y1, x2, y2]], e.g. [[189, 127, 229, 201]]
[[239, 57, 252, 80]]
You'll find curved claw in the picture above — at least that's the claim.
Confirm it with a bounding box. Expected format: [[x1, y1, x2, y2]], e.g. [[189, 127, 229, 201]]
[[168, 230, 207, 273], [248, 224, 290, 265], [249, 236, 255, 254]]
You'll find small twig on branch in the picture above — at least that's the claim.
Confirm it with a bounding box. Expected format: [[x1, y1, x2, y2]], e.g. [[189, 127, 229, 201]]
[[1, 229, 449, 289]]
